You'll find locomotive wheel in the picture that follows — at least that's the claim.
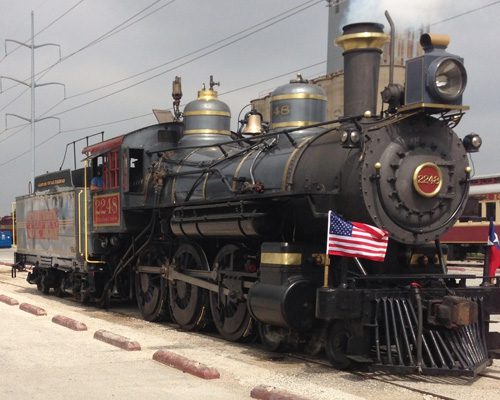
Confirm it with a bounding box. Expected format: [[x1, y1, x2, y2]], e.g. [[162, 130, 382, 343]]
[[40, 273, 51, 295], [54, 273, 66, 298], [209, 244, 253, 342], [135, 250, 169, 322], [325, 320, 354, 370], [169, 243, 210, 331], [258, 323, 287, 352], [136, 273, 168, 322]]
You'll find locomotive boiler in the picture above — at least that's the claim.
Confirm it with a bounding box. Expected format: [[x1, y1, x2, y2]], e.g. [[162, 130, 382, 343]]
[[14, 21, 500, 376]]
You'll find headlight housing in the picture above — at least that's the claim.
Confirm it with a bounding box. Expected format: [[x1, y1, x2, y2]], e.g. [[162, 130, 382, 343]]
[[463, 133, 482, 153], [404, 33, 469, 112], [427, 57, 467, 102]]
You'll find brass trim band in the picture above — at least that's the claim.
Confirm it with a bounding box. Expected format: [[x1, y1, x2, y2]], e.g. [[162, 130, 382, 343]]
[[400, 103, 470, 112], [261, 252, 302, 266], [183, 110, 231, 117], [271, 121, 319, 129], [270, 93, 327, 102], [412, 162, 443, 198], [184, 129, 231, 135], [197, 89, 218, 100], [335, 32, 389, 51]]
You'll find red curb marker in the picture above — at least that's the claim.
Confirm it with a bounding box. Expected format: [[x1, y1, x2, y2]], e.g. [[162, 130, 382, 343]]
[[19, 303, 47, 316], [52, 315, 87, 331], [250, 385, 310, 400], [0, 262, 13, 267], [93, 329, 141, 351], [0, 294, 19, 306], [153, 349, 220, 380]]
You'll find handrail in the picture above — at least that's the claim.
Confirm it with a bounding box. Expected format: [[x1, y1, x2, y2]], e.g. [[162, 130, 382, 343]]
[[78, 190, 82, 256], [11, 201, 16, 247]]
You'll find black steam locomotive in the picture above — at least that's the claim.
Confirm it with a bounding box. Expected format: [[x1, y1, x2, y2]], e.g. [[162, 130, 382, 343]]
[[14, 22, 500, 376]]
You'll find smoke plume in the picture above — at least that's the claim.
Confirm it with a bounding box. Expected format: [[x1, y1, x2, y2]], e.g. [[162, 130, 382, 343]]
[[343, 0, 482, 31]]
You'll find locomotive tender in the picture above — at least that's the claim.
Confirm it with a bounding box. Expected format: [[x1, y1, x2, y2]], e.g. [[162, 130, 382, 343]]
[[14, 22, 500, 376]]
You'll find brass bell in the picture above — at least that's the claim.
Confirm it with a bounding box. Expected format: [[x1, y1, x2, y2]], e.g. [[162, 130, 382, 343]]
[[243, 112, 263, 135]]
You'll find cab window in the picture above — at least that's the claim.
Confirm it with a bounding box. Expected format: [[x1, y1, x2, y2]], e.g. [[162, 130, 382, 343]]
[[129, 149, 144, 192], [103, 150, 119, 190]]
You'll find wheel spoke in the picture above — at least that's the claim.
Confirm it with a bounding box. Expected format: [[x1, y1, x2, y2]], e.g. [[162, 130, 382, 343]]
[[168, 242, 210, 331], [135, 248, 168, 322], [209, 244, 253, 342]]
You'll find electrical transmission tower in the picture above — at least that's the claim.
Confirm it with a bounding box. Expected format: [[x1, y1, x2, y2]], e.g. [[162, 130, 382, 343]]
[[0, 11, 65, 189]]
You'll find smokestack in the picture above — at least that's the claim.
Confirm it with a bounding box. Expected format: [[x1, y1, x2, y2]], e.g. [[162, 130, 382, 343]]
[[335, 22, 388, 116]]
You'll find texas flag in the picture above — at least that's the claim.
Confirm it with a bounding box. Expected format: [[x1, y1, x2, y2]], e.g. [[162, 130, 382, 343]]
[[487, 218, 500, 278]]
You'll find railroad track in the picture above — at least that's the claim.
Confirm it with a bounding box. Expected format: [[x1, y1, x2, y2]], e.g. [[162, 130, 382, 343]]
[[0, 271, 494, 400], [289, 354, 462, 400], [478, 373, 500, 381]]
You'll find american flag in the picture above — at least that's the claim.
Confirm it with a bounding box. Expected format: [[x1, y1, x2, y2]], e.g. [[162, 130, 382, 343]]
[[327, 211, 389, 262]]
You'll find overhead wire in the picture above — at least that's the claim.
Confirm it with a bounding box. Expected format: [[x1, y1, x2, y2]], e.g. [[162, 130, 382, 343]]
[[36, 59, 327, 145], [62, 0, 322, 101], [36, 0, 321, 119], [42, 59, 326, 137], [0, 0, 86, 117], [47, 0, 498, 118], [0, 0, 177, 95], [0, 0, 85, 66], [46, 0, 324, 118], [2, 0, 498, 167]]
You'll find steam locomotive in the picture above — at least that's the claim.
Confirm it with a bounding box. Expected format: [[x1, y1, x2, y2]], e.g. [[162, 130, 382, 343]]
[[14, 22, 500, 376]]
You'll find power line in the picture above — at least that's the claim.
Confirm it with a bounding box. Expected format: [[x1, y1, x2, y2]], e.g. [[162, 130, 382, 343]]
[[37, 0, 319, 117], [47, 0, 324, 118], [57, 0, 497, 111], [220, 60, 326, 96], [0, 0, 177, 92], [0, 0, 177, 94], [46, 59, 327, 137], [57, 112, 153, 135], [6, 59, 326, 157], [430, 0, 500, 26], [0, 0, 85, 66], [3, 0, 498, 167], [0, 123, 29, 148], [2, 0, 321, 148], [63, 0, 321, 101]]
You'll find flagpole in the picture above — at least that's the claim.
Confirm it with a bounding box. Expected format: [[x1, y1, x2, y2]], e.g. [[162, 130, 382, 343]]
[[323, 253, 330, 288], [324, 211, 331, 287], [482, 246, 490, 285]]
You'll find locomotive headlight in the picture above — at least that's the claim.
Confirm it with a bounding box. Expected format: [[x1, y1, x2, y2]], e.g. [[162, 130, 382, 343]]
[[350, 130, 361, 143], [340, 129, 361, 148], [428, 57, 467, 102], [340, 130, 349, 143], [405, 33, 469, 112], [463, 133, 482, 153]]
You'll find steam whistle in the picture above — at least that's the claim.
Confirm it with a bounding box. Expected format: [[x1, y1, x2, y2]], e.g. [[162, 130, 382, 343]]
[[209, 75, 220, 91], [172, 76, 182, 121]]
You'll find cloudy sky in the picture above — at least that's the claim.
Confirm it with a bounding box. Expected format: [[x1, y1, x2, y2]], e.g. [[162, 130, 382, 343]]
[[0, 0, 499, 216]]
